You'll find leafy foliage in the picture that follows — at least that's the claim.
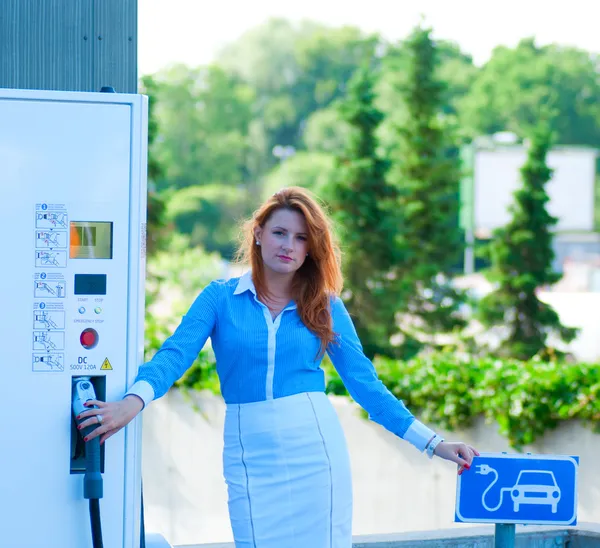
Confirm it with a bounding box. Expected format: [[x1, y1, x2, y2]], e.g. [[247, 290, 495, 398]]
[[164, 184, 252, 260], [149, 64, 256, 192], [374, 353, 600, 449], [261, 151, 337, 200], [390, 354, 600, 448], [459, 39, 600, 145], [217, 19, 378, 160], [303, 107, 351, 155]]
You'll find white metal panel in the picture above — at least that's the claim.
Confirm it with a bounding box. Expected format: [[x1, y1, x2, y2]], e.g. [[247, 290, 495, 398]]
[[474, 147, 597, 234], [0, 89, 147, 548]]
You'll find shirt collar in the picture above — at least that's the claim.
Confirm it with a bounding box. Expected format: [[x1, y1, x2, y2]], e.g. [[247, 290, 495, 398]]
[[233, 271, 256, 296], [233, 271, 297, 311]]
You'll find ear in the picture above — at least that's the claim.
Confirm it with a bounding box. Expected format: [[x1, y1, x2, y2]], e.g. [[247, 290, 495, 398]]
[[253, 226, 262, 244]]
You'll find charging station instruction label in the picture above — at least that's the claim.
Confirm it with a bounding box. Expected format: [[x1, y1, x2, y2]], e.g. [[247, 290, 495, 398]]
[[33, 203, 68, 372]]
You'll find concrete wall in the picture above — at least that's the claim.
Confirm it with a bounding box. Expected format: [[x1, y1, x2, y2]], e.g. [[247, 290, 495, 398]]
[[141, 391, 600, 547]]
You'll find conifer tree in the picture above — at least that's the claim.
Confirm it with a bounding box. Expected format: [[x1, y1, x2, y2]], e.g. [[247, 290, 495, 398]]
[[478, 122, 577, 359], [389, 25, 466, 339], [329, 64, 410, 358]]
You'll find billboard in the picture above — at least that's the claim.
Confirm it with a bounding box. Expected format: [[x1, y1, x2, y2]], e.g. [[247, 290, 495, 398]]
[[465, 146, 597, 236]]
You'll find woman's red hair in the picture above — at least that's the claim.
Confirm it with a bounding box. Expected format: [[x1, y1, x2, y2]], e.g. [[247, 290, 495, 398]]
[[235, 186, 343, 357]]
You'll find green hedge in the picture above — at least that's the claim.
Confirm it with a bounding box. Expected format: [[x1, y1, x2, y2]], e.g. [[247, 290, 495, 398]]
[[177, 350, 600, 449], [326, 352, 600, 448]]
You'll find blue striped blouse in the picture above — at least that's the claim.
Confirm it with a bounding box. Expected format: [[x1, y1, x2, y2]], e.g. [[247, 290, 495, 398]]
[[127, 271, 436, 452]]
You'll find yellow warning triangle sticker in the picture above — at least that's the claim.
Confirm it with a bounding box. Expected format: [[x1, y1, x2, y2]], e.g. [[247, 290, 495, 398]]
[[100, 358, 113, 371]]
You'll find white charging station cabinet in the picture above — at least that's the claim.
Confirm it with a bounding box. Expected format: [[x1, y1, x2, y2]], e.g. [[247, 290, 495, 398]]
[[0, 88, 169, 548]]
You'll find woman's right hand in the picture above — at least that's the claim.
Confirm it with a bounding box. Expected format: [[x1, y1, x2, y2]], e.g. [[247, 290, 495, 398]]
[[76, 395, 144, 444]]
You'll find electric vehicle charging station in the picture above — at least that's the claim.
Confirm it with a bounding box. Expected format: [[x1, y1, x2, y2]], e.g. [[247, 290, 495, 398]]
[[0, 88, 172, 548]]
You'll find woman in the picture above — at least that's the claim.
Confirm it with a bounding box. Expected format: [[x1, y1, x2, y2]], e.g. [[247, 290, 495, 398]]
[[78, 187, 479, 547]]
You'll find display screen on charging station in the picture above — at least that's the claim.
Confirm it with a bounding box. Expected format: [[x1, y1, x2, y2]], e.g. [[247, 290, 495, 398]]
[[70, 221, 113, 259], [74, 274, 107, 295]]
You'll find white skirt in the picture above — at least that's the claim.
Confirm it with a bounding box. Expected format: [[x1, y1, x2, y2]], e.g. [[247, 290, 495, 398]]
[[223, 391, 353, 548]]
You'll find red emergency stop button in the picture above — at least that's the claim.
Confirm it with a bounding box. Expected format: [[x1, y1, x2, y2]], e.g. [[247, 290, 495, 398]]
[[80, 328, 99, 349]]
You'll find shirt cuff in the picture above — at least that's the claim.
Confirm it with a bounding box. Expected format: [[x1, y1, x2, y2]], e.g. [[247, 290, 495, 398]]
[[124, 380, 155, 409], [403, 419, 436, 452]]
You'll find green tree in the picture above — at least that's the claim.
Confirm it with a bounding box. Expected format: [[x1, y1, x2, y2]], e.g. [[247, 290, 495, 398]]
[[328, 64, 408, 359], [459, 39, 600, 145], [218, 19, 378, 161], [261, 152, 337, 200], [376, 39, 478, 154], [150, 64, 256, 191], [379, 39, 478, 119], [303, 107, 351, 155], [477, 122, 578, 360], [388, 25, 466, 340], [293, 25, 379, 122], [164, 184, 251, 261], [143, 65, 262, 254], [434, 41, 479, 117]]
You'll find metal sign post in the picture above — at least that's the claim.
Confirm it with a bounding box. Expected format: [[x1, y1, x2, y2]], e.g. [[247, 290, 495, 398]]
[[494, 523, 515, 548]]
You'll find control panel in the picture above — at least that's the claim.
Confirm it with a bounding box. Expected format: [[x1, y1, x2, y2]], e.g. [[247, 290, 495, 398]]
[[33, 205, 125, 378]]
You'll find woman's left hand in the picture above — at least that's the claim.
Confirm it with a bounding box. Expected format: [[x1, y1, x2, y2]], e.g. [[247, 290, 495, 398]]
[[434, 441, 480, 475]]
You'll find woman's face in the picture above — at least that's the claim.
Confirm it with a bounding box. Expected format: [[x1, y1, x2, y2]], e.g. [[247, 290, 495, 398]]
[[255, 208, 309, 277]]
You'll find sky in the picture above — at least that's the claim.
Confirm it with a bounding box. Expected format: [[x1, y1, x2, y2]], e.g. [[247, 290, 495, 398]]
[[138, 0, 600, 75]]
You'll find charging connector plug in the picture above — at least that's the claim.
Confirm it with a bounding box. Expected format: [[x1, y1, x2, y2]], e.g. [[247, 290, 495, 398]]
[[72, 378, 103, 500]]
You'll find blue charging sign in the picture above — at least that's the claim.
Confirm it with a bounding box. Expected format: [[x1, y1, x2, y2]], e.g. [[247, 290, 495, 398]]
[[456, 453, 578, 526]]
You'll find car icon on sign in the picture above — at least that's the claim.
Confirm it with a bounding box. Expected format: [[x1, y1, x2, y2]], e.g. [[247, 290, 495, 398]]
[[511, 470, 561, 513]]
